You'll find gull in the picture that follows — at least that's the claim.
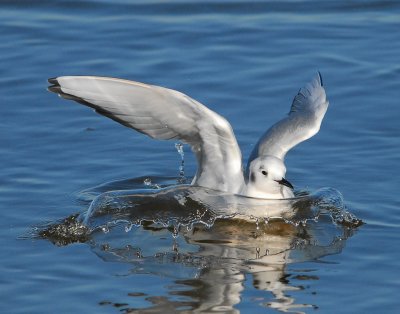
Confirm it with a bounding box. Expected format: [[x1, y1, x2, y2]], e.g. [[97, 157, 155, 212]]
[[48, 72, 328, 199]]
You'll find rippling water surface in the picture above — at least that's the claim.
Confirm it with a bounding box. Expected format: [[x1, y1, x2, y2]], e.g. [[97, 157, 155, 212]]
[[1, 1, 399, 313]]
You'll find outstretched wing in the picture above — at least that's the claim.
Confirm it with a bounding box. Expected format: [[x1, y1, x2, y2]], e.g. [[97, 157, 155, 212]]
[[48, 76, 244, 193], [247, 72, 329, 169]]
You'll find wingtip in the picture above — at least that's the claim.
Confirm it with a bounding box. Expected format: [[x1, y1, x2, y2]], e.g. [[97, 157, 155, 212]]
[[48, 77, 59, 85], [47, 77, 61, 94], [317, 71, 323, 86], [47, 85, 61, 94]]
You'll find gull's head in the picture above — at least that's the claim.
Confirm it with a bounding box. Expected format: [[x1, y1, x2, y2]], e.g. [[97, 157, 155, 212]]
[[246, 155, 294, 199]]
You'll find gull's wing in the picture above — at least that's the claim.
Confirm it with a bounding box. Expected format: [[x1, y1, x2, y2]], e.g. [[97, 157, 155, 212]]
[[247, 73, 329, 169], [48, 76, 244, 193]]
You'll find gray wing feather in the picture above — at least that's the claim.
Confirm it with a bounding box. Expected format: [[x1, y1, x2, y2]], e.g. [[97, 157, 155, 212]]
[[48, 76, 244, 193], [247, 73, 329, 169]]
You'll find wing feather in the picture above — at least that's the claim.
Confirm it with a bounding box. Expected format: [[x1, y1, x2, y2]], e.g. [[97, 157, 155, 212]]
[[48, 76, 244, 193], [247, 72, 329, 170]]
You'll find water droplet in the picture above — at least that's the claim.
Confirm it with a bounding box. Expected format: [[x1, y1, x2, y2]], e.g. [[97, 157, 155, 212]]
[[186, 224, 194, 231], [175, 142, 184, 158], [125, 223, 133, 232], [101, 243, 110, 251], [175, 142, 186, 183], [143, 178, 161, 189], [172, 225, 179, 239]]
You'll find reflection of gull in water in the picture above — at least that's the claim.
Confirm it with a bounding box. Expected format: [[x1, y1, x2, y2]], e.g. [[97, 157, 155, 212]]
[[183, 221, 306, 313], [87, 215, 351, 313], [182, 218, 349, 313], [48, 73, 328, 200]]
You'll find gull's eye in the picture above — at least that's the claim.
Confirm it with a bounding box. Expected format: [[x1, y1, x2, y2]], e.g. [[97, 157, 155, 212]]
[[261, 170, 268, 176]]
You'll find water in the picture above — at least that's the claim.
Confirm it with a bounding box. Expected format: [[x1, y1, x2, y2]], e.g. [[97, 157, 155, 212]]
[[1, 1, 399, 313]]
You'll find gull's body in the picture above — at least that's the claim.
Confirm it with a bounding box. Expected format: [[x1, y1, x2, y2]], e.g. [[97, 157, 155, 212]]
[[48, 73, 328, 199]]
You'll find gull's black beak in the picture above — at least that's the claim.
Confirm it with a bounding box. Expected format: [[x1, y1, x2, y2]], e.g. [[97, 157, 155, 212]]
[[276, 178, 294, 189]]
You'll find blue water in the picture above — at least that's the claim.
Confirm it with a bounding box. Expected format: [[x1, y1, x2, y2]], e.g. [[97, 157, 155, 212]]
[[1, 1, 400, 313]]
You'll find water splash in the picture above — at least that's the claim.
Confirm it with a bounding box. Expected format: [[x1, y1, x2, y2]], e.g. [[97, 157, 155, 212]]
[[28, 187, 361, 314], [26, 214, 90, 246], [175, 142, 187, 184], [308, 187, 363, 227], [32, 184, 362, 248], [143, 178, 161, 189]]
